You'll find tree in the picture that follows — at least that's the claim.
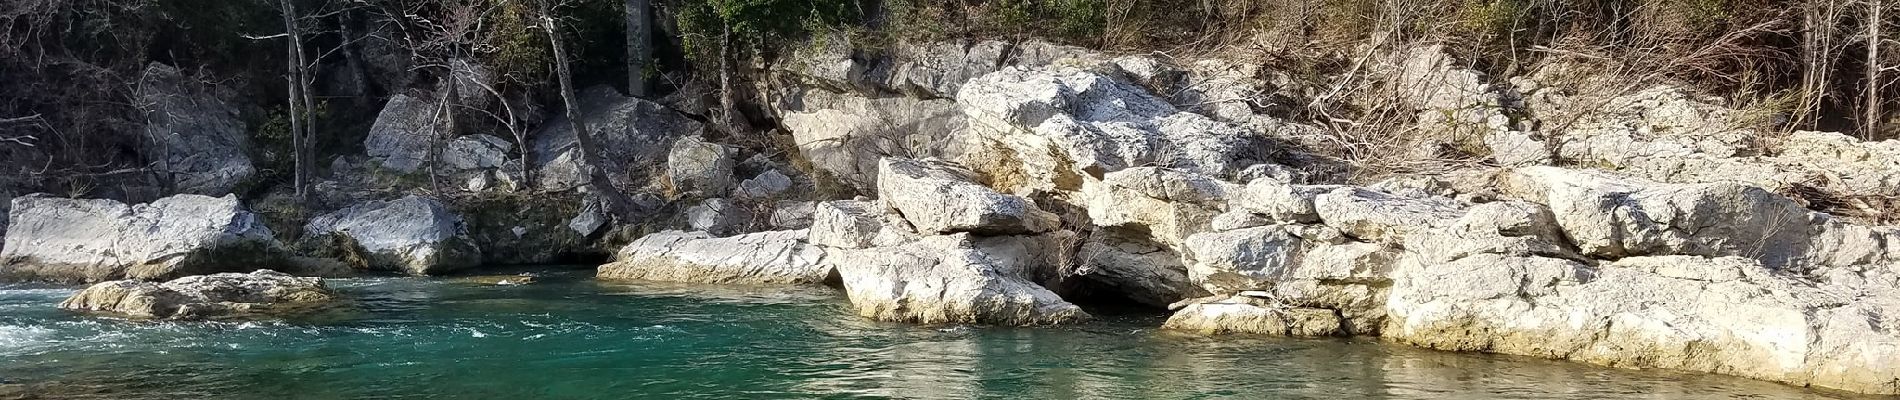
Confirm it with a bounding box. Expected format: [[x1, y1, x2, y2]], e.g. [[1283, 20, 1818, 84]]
[[278, 0, 316, 200], [674, 0, 860, 136], [540, 0, 639, 217], [627, 0, 651, 98]]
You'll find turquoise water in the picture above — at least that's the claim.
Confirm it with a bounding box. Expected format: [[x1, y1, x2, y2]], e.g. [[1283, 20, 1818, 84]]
[[0, 269, 1879, 399]]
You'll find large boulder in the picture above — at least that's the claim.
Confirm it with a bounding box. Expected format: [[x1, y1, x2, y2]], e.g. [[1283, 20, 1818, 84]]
[[1066, 230, 1206, 308], [441, 134, 511, 171], [667, 136, 736, 196], [830, 234, 1088, 325], [597, 230, 832, 285], [1502, 166, 1822, 267], [773, 88, 967, 192], [1, 194, 280, 283], [1084, 167, 1232, 246], [533, 86, 704, 190], [302, 196, 481, 275], [808, 200, 918, 249], [363, 92, 444, 173], [58, 270, 346, 320], [1384, 254, 1900, 395], [877, 158, 1057, 235], [137, 63, 254, 195], [955, 66, 1276, 192]]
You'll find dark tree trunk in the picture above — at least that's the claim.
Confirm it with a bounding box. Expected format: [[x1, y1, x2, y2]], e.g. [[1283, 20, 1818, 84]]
[[626, 0, 650, 98], [280, 0, 311, 199], [542, 2, 639, 217]]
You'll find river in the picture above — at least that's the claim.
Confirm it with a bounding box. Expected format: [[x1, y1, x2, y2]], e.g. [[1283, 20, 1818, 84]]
[[0, 269, 1877, 399]]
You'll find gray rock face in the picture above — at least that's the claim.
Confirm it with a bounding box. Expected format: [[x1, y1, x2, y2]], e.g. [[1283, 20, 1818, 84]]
[[1084, 167, 1232, 246], [364, 92, 445, 173], [808, 200, 917, 249], [533, 86, 704, 190], [59, 270, 345, 320], [686, 198, 746, 237], [1, 194, 279, 283], [303, 196, 481, 275], [1502, 166, 1822, 268], [1069, 230, 1206, 308], [441, 134, 511, 171], [774, 87, 968, 192], [734, 170, 793, 200], [1163, 296, 1344, 337], [137, 63, 254, 195], [668, 136, 736, 196], [877, 158, 1056, 235], [567, 198, 608, 237], [769, 201, 817, 229], [1384, 254, 1900, 395], [598, 230, 832, 285], [829, 234, 1088, 325], [957, 66, 1275, 191]]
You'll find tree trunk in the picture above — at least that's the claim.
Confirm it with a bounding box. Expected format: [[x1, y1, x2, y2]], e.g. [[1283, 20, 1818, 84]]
[[280, 0, 309, 199], [542, 2, 640, 217], [625, 0, 650, 97], [718, 22, 744, 136], [1866, 0, 1885, 140]]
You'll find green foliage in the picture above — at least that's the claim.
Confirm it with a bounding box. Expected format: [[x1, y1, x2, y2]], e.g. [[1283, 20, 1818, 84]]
[[487, 0, 553, 86], [674, 0, 863, 60]]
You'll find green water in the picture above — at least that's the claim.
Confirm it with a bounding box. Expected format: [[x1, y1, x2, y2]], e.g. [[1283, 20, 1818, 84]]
[[0, 269, 1878, 399]]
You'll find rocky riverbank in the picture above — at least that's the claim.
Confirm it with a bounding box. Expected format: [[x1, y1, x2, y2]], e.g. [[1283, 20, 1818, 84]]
[[5, 37, 1900, 394]]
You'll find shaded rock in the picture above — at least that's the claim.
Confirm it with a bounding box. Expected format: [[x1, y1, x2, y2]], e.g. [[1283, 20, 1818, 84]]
[[734, 169, 793, 200], [1067, 230, 1207, 308], [59, 270, 344, 320], [1502, 166, 1821, 267], [364, 92, 443, 173], [567, 197, 608, 237], [1163, 296, 1344, 336], [441, 134, 511, 171], [1084, 167, 1231, 246], [598, 230, 831, 285], [1, 194, 280, 283], [686, 198, 746, 237], [452, 193, 599, 265], [667, 136, 736, 196], [532, 86, 703, 190], [770, 200, 816, 229], [303, 196, 481, 275], [137, 63, 254, 196], [830, 234, 1088, 325], [774, 88, 967, 192], [877, 158, 1056, 235]]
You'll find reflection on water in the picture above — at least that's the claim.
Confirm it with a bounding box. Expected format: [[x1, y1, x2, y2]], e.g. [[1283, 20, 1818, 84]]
[[0, 273, 1881, 400]]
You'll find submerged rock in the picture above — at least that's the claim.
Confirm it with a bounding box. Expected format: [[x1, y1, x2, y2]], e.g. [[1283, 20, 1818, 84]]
[[597, 230, 831, 285], [829, 234, 1088, 325], [1, 194, 281, 283], [58, 270, 345, 320], [303, 196, 481, 276], [1163, 296, 1344, 337]]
